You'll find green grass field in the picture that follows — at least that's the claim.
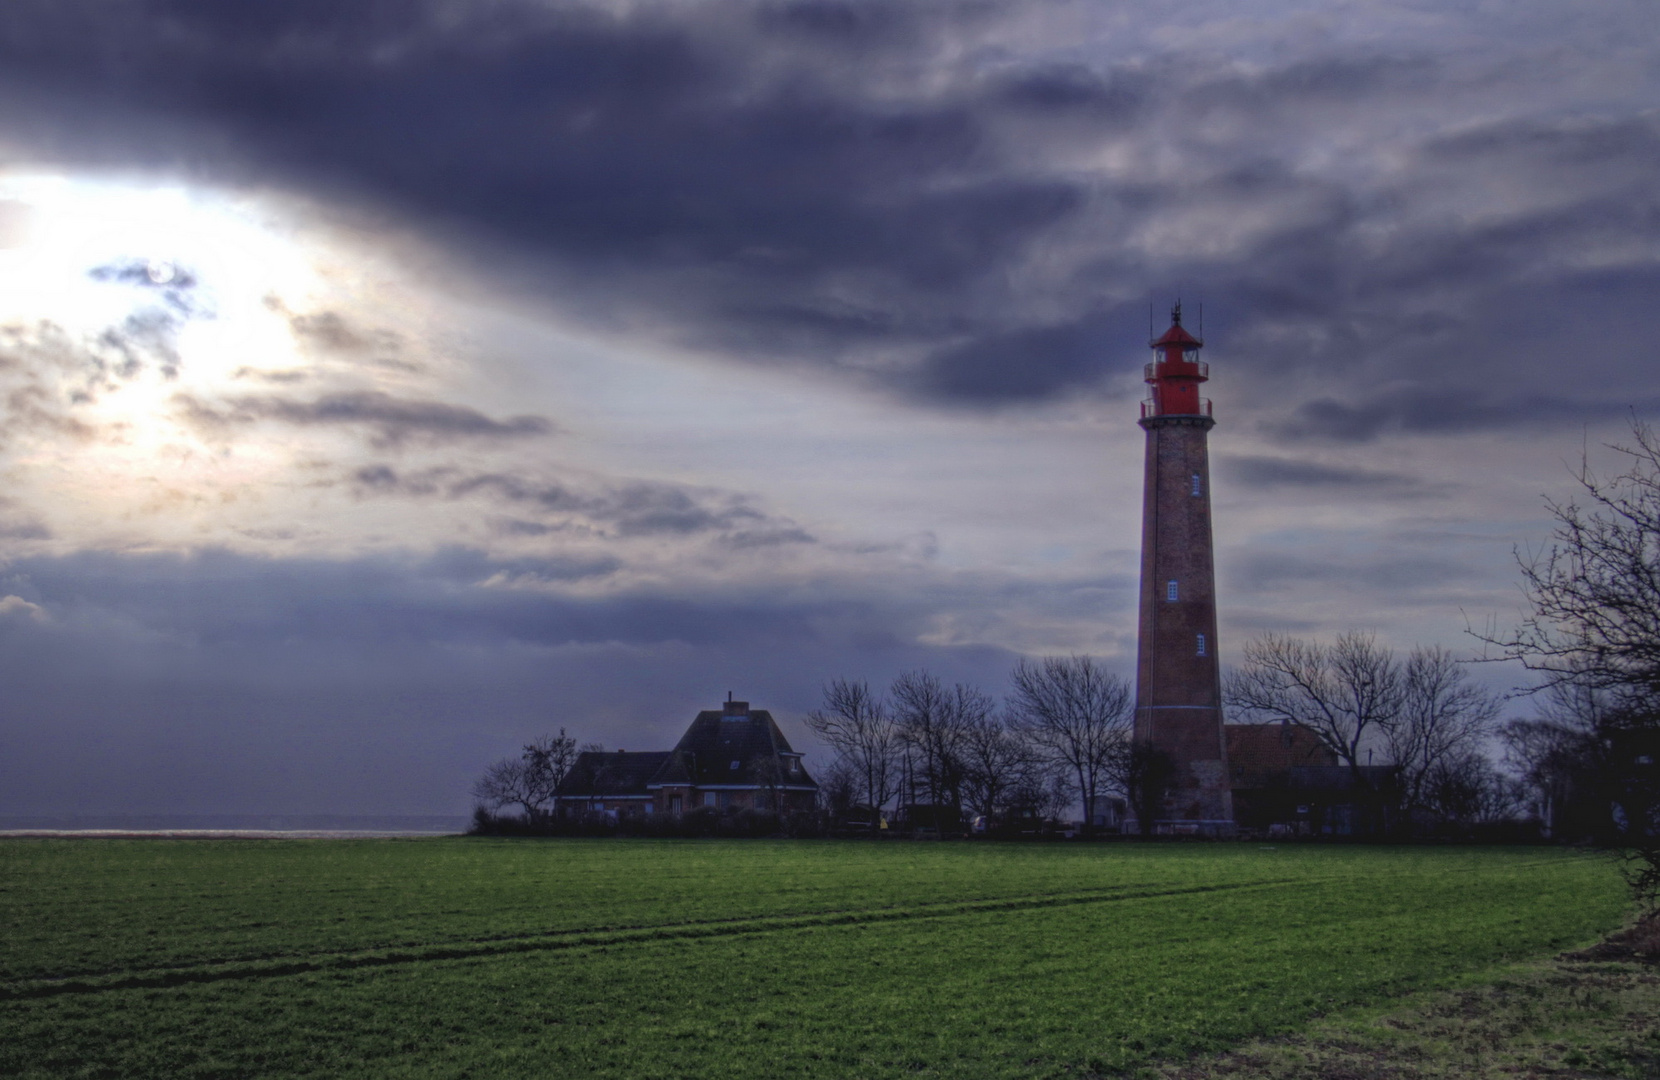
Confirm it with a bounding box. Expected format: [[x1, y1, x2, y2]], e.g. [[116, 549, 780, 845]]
[[0, 839, 1629, 1079]]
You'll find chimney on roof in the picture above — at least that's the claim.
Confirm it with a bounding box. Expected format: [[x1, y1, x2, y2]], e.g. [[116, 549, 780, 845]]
[[723, 699, 750, 717]]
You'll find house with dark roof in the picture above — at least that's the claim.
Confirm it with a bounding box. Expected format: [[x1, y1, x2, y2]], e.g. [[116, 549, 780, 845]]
[[554, 699, 818, 818]]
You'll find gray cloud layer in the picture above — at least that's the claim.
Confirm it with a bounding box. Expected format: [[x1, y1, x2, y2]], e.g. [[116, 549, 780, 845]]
[[352, 464, 812, 543], [180, 391, 554, 447]]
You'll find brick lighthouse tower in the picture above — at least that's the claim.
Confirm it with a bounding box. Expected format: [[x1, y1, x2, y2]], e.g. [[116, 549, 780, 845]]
[[1132, 302, 1233, 833]]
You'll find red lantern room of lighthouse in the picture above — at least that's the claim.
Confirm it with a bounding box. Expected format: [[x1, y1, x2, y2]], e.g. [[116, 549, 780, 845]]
[[1132, 301, 1233, 834], [1141, 304, 1210, 420]]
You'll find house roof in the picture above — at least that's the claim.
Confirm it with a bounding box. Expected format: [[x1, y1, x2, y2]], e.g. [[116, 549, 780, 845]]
[[666, 704, 817, 790], [1226, 723, 1337, 788], [557, 751, 672, 798], [553, 701, 819, 799]]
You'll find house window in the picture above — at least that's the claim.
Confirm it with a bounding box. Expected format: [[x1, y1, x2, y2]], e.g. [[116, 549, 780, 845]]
[[730, 760, 741, 771], [668, 795, 683, 815], [1191, 473, 1202, 497], [1196, 633, 1206, 656], [704, 791, 718, 808], [1166, 580, 1179, 602]]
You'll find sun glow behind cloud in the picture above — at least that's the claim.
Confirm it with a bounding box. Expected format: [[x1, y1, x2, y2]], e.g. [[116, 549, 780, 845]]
[[0, 174, 324, 345], [0, 175, 527, 557], [0, 177, 338, 541]]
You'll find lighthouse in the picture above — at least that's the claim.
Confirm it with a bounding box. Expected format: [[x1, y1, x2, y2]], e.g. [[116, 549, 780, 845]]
[[1132, 302, 1233, 833]]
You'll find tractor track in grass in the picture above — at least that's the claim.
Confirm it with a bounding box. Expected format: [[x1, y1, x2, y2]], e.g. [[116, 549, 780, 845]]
[[0, 876, 1306, 1001]]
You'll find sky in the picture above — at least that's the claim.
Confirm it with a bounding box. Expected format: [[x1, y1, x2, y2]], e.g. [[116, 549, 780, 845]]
[[0, 0, 1656, 818]]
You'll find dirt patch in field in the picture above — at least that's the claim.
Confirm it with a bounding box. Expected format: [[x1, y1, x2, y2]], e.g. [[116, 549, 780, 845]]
[[1564, 914, 1660, 966], [1142, 922, 1660, 1080]]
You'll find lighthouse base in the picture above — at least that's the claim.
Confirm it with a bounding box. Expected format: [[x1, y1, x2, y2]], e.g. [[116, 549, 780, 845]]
[[1134, 707, 1236, 836]]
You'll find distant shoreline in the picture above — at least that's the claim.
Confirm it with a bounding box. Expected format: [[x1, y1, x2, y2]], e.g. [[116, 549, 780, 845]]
[[0, 814, 470, 839], [0, 829, 463, 839]]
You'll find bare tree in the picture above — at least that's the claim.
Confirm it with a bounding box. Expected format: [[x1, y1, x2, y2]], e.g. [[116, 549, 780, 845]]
[[958, 711, 1041, 825], [816, 757, 860, 817], [892, 670, 951, 809], [1006, 656, 1133, 833], [472, 757, 537, 819], [1422, 752, 1528, 827], [805, 679, 899, 832], [1005, 757, 1070, 826], [1225, 631, 1404, 781], [1501, 680, 1609, 837], [891, 670, 985, 817], [1389, 646, 1503, 813], [472, 728, 579, 821], [1038, 768, 1074, 825], [524, 729, 579, 814], [1477, 419, 1660, 706]]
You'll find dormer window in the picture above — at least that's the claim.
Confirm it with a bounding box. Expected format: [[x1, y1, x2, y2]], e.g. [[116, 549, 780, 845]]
[[730, 760, 741, 771]]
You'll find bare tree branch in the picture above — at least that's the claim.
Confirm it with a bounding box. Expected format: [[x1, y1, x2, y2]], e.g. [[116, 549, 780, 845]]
[[1390, 646, 1502, 812], [805, 678, 899, 831], [1224, 631, 1403, 777], [1474, 418, 1660, 706]]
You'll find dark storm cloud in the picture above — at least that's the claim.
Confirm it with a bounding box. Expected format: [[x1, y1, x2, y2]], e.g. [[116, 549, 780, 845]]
[[350, 463, 813, 543], [0, 0, 1128, 400], [1266, 389, 1660, 444], [179, 390, 554, 447], [1219, 455, 1427, 493], [905, 309, 1114, 403], [1, 3, 1656, 419], [1227, 548, 1468, 595]]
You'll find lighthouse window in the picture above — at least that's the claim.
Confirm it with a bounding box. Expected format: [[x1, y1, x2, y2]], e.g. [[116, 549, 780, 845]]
[[1166, 580, 1179, 602], [1196, 634, 1207, 656], [1191, 473, 1202, 497]]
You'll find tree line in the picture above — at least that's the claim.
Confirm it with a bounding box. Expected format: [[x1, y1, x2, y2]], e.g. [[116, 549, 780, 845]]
[[805, 659, 1144, 835], [808, 640, 1516, 836]]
